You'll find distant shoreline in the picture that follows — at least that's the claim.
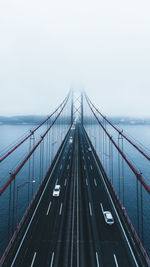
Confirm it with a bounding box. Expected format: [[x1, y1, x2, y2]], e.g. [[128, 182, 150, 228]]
[[0, 115, 150, 125]]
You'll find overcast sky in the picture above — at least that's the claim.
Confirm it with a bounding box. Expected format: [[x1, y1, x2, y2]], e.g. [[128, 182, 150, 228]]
[[0, 0, 150, 117]]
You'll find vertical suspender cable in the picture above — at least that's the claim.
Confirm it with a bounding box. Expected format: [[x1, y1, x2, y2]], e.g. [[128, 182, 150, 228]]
[[8, 182, 12, 242], [137, 179, 139, 235], [122, 137, 125, 205], [140, 183, 144, 244], [118, 134, 121, 198], [12, 179, 16, 234]]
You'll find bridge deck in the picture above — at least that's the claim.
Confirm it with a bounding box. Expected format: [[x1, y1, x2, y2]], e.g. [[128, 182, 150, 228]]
[[1, 124, 145, 266]]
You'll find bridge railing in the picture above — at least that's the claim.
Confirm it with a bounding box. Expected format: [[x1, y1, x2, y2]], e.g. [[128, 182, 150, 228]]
[[83, 92, 150, 258], [0, 91, 72, 258]]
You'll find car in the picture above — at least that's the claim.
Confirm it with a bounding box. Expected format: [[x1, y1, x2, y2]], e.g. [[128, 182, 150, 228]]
[[103, 211, 114, 225], [88, 147, 92, 152], [69, 137, 73, 143], [53, 185, 61, 197]]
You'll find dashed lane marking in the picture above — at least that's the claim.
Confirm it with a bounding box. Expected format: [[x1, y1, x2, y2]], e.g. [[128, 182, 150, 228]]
[[89, 202, 92, 216], [30, 252, 37, 267], [94, 179, 97, 187], [46, 201, 51, 215], [96, 252, 100, 267], [100, 203, 104, 214], [113, 254, 119, 267], [50, 252, 54, 267], [59, 203, 63, 215], [64, 179, 67, 186]]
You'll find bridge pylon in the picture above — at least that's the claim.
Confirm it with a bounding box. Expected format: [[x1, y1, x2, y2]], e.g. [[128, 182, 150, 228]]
[[71, 90, 84, 124]]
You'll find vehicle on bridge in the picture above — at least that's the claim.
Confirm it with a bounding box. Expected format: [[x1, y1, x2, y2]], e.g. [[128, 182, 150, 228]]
[[103, 211, 114, 225], [69, 137, 73, 143], [53, 185, 61, 197]]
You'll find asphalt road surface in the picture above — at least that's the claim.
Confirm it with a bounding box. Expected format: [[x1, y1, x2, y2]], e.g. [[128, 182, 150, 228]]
[[5, 123, 140, 267]]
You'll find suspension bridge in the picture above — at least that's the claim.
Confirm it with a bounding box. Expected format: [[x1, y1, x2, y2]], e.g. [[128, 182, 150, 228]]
[[0, 90, 150, 266]]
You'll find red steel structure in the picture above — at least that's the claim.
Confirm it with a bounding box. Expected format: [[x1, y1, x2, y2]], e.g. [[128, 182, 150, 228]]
[[86, 94, 150, 161], [85, 93, 150, 194]]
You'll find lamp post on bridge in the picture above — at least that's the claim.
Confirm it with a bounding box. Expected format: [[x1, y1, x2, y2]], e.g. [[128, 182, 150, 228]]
[[51, 141, 58, 161], [16, 180, 35, 227], [91, 135, 96, 151], [61, 130, 66, 143]]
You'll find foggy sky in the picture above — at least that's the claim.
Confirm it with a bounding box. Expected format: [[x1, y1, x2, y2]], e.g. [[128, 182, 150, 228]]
[[0, 0, 150, 117]]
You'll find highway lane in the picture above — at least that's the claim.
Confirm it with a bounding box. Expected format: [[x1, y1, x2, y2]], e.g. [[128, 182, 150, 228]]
[[5, 128, 75, 267], [79, 151, 99, 267], [3, 123, 142, 267], [79, 125, 139, 267]]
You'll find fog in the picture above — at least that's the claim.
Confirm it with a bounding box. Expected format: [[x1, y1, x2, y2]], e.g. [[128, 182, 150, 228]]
[[0, 0, 150, 117]]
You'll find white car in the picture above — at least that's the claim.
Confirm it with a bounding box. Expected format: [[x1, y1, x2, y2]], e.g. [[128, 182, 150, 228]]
[[88, 147, 92, 152], [53, 185, 61, 197], [103, 211, 114, 225]]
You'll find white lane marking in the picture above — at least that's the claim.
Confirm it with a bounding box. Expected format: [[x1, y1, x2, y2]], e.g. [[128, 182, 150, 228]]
[[100, 203, 104, 214], [94, 179, 97, 187], [55, 178, 58, 186], [96, 252, 100, 267], [82, 156, 84, 160], [89, 202, 92, 216], [84, 165, 86, 170], [59, 203, 63, 215], [30, 252, 37, 267], [90, 165, 93, 170], [64, 179, 67, 186], [86, 178, 88, 186], [85, 134, 139, 267], [67, 164, 69, 169], [50, 252, 54, 267], [10, 130, 70, 267], [77, 133, 80, 267], [60, 164, 62, 170], [113, 254, 119, 267], [71, 158, 76, 267], [46, 201, 51, 215], [88, 156, 90, 160]]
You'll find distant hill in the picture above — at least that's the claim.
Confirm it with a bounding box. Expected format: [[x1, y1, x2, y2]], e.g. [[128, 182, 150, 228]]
[[0, 115, 47, 125], [109, 116, 150, 125], [0, 115, 150, 125], [83, 116, 150, 125]]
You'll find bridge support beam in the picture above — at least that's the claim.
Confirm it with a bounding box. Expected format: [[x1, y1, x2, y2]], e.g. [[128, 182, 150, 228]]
[[71, 90, 74, 125], [81, 92, 83, 125]]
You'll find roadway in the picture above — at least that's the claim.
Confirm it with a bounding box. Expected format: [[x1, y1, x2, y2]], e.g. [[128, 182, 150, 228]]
[[3, 123, 141, 267]]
